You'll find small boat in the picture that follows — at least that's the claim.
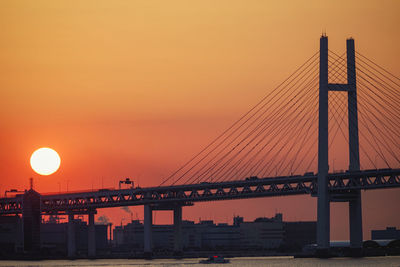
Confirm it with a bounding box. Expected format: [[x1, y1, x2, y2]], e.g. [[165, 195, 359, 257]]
[[199, 255, 230, 264]]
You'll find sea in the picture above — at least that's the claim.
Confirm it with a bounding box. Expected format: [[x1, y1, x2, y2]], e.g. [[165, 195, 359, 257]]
[[0, 256, 399, 267]]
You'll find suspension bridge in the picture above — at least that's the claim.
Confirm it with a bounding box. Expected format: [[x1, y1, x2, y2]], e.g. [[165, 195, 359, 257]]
[[1, 35, 400, 257]]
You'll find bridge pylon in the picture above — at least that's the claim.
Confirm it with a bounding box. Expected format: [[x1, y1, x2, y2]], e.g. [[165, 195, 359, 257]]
[[317, 35, 362, 256]]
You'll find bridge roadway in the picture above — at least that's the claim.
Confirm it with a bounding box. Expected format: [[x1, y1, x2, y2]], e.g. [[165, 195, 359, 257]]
[[1, 168, 399, 215]]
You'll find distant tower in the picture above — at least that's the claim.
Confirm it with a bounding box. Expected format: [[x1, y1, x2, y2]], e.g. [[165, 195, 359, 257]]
[[233, 216, 244, 226], [317, 36, 362, 255], [22, 189, 41, 252], [275, 213, 283, 222]]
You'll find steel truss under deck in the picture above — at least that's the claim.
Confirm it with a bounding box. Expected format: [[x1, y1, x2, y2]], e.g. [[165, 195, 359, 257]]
[[0, 168, 399, 215]]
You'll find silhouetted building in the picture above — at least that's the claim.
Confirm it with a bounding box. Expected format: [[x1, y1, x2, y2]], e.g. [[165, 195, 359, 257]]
[[114, 220, 200, 251], [113, 213, 313, 252], [41, 218, 109, 255], [284, 221, 317, 251], [22, 189, 41, 252], [41, 219, 67, 255], [200, 222, 240, 250], [0, 214, 109, 257], [114, 220, 143, 250], [181, 220, 201, 249], [239, 214, 284, 250], [0, 215, 23, 255], [372, 227, 400, 240]]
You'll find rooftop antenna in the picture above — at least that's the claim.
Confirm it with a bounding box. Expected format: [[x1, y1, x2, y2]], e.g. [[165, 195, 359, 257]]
[[30, 177, 33, 190]]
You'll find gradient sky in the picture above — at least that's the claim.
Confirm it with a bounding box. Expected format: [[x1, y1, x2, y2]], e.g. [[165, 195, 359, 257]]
[[1, 0, 399, 240]]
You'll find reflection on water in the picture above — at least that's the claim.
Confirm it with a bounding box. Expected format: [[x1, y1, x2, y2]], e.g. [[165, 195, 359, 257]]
[[0, 256, 399, 267]]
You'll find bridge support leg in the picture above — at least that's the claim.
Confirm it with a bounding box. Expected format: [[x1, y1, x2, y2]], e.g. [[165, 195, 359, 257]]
[[173, 205, 183, 257], [67, 214, 76, 258], [317, 35, 330, 257], [88, 211, 96, 258], [144, 204, 153, 258], [349, 192, 363, 254], [347, 38, 363, 255]]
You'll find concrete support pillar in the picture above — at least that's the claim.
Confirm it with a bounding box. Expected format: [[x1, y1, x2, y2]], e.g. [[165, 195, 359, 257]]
[[67, 214, 76, 258], [317, 35, 330, 255], [347, 38, 363, 250], [349, 193, 363, 248], [88, 211, 96, 258], [173, 206, 183, 255], [143, 205, 153, 258]]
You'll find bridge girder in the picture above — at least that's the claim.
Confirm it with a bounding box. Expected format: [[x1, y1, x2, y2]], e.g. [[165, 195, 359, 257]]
[[0, 169, 399, 215]]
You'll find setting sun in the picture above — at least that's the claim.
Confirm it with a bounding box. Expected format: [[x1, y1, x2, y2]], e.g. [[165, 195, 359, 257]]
[[30, 147, 61, 176]]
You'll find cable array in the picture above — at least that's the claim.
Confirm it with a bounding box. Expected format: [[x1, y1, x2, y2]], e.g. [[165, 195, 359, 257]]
[[160, 48, 400, 186], [328, 50, 400, 169], [161, 52, 321, 185]]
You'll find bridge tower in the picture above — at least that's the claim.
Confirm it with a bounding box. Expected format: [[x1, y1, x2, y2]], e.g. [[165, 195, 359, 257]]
[[317, 35, 362, 255]]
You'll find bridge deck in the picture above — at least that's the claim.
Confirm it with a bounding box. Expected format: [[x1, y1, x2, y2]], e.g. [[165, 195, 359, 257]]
[[0, 168, 399, 215]]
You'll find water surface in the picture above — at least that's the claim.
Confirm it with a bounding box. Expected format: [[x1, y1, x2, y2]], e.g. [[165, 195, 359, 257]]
[[0, 256, 399, 267]]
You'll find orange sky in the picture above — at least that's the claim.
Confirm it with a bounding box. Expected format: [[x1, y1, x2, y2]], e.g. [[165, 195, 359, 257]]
[[1, 0, 400, 240]]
